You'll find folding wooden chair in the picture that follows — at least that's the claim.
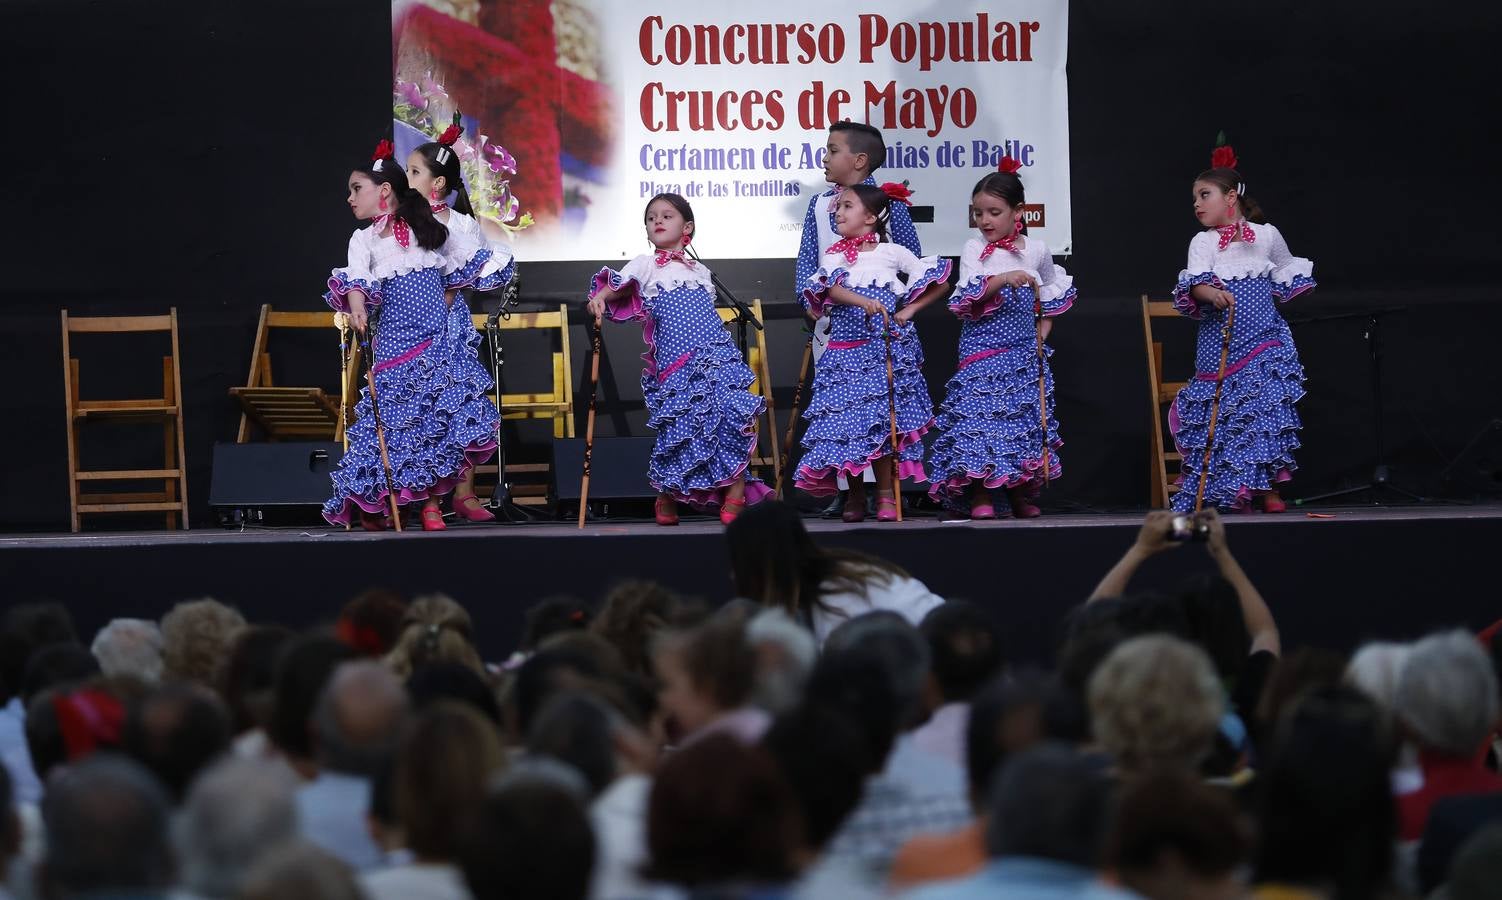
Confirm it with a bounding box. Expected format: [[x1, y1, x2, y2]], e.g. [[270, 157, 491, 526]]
[[1142, 295, 1190, 508], [469, 305, 575, 505], [229, 305, 352, 443], [717, 298, 780, 488], [61, 309, 191, 531]]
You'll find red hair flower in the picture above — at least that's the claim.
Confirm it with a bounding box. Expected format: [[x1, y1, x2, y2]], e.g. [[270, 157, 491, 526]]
[[372, 139, 394, 161], [1210, 144, 1238, 170], [880, 181, 914, 205], [997, 156, 1023, 175], [438, 111, 464, 146]]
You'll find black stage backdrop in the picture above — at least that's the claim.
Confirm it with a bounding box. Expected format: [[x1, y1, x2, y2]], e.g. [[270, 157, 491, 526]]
[[2, 1, 1499, 531]]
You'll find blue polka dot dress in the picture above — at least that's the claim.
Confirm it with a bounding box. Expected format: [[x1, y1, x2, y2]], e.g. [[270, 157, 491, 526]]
[[928, 236, 1076, 508], [588, 254, 771, 509], [794, 243, 951, 496], [320, 221, 507, 525], [1169, 221, 1315, 512]]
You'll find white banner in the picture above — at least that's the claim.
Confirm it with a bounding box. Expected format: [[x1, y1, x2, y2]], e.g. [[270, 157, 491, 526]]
[[393, 1, 1071, 263]]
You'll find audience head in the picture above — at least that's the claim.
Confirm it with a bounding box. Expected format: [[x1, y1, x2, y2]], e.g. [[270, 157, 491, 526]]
[[803, 646, 900, 771], [335, 587, 407, 657], [91, 619, 165, 684], [824, 611, 931, 729], [524, 691, 640, 798], [123, 682, 233, 804], [236, 841, 363, 900], [645, 734, 801, 887], [1107, 768, 1250, 900], [0, 601, 78, 704], [1393, 629, 1499, 758], [28, 684, 126, 781], [521, 595, 593, 652], [219, 624, 294, 735], [590, 579, 697, 676], [921, 600, 1005, 706], [22, 643, 101, 706], [397, 701, 505, 861], [385, 593, 484, 679], [965, 672, 1054, 812], [267, 634, 355, 765], [986, 742, 1114, 869], [177, 757, 298, 898], [1442, 824, 1502, 900], [459, 772, 596, 900], [160, 599, 247, 686], [653, 618, 756, 740], [39, 754, 174, 897], [1344, 640, 1411, 715], [1255, 646, 1347, 733], [761, 701, 870, 851], [1176, 574, 1251, 684], [1088, 634, 1224, 773], [745, 608, 818, 715], [1254, 685, 1396, 899], [312, 660, 409, 777], [407, 660, 503, 725], [511, 644, 607, 741]]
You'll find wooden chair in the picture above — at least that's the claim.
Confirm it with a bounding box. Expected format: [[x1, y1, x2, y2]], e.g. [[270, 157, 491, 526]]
[[469, 305, 575, 505], [1142, 295, 1189, 508], [61, 309, 191, 531], [230, 305, 354, 443], [716, 299, 780, 488]]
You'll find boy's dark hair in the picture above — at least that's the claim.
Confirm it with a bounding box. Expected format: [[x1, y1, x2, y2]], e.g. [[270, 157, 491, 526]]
[[830, 121, 886, 175]]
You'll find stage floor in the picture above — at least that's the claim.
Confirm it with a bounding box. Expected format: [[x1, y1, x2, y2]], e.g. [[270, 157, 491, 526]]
[[6, 503, 1499, 663]]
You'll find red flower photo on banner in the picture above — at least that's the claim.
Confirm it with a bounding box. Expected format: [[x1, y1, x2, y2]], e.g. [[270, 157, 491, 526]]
[[880, 181, 914, 205], [1211, 145, 1238, 170]]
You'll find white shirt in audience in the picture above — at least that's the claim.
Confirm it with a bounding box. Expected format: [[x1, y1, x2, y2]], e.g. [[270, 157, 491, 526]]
[[361, 861, 472, 900], [812, 576, 944, 644], [295, 771, 383, 871], [590, 774, 653, 900], [911, 702, 971, 771]]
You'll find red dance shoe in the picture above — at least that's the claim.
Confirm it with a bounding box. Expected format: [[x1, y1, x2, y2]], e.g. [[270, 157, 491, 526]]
[[359, 511, 388, 532], [841, 493, 866, 523], [419, 506, 447, 531], [1261, 491, 1287, 513], [655, 495, 680, 526], [453, 493, 496, 523], [719, 496, 747, 525], [876, 494, 899, 522]]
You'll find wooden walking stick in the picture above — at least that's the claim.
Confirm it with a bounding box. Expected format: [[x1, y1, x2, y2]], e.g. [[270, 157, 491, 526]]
[[578, 312, 603, 529], [776, 332, 814, 499], [1194, 296, 1237, 513], [881, 309, 903, 522], [361, 308, 403, 531], [1034, 289, 1052, 487]]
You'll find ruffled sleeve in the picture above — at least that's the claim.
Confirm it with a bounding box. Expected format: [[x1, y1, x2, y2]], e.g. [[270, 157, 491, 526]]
[[324, 230, 382, 312], [888, 244, 953, 305], [588, 255, 654, 322], [443, 213, 517, 292], [1264, 225, 1316, 302], [1172, 232, 1224, 319], [1034, 241, 1076, 316], [949, 240, 1002, 321], [800, 253, 852, 319]]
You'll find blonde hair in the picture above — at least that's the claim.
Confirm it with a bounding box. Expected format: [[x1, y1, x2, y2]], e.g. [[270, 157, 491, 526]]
[[384, 594, 484, 679], [160, 599, 246, 686], [1088, 635, 1225, 772]]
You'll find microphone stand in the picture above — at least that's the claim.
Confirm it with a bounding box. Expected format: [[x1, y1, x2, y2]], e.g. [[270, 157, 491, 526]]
[[1289, 306, 1426, 506], [481, 276, 538, 522], [684, 245, 762, 360]]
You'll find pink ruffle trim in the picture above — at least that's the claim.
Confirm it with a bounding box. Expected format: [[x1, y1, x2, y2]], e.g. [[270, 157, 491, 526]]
[[929, 446, 1063, 500], [794, 422, 932, 496], [322, 441, 497, 526]]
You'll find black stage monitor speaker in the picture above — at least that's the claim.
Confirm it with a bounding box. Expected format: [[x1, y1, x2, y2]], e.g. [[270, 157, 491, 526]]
[[551, 437, 656, 502], [209, 441, 342, 525]]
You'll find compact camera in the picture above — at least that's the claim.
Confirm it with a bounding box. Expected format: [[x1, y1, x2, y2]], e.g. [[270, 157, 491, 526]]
[[1168, 514, 1210, 542]]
